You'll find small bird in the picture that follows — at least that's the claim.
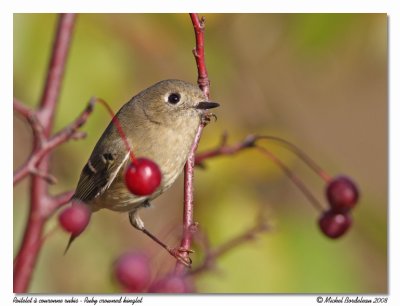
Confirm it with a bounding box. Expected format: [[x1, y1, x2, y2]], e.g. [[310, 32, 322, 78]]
[[67, 79, 219, 263]]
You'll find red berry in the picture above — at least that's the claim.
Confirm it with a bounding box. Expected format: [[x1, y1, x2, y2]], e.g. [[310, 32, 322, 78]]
[[59, 201, 91, 236], [125, 158, 162, 196], [114, 252, 151, 292], [318, 210, 352, 239], [149, 275, 192, 293], [326, 176, 359, 213]]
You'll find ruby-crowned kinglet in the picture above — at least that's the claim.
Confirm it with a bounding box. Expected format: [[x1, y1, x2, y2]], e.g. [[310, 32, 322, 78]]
[[67, 79, 219, 261]]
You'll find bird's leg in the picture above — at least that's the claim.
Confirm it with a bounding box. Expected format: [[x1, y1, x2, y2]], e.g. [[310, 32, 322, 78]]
[[129, 206, 193, 267]]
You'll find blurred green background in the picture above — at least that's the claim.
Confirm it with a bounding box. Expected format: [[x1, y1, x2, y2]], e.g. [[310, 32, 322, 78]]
[[13, 14, 387, 293]]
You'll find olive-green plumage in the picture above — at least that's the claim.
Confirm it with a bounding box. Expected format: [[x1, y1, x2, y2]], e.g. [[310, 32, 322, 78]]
[[66, 79, 218, 253]]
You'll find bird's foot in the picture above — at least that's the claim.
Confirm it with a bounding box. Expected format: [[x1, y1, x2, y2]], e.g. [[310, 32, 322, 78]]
[[167, 247, 194, 267]]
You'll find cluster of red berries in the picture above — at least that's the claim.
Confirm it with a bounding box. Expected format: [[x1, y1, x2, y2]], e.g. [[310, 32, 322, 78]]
[[114, 252, 192, 293], [255, 136, 360, 240], [58, 159, 161, 237], [56, 99, 361, 293], [319, 176, 359, 239], [57, 100, 187, 293]]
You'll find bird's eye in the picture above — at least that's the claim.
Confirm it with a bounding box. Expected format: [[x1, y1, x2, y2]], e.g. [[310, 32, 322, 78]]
[[167, 93, 181, 104]]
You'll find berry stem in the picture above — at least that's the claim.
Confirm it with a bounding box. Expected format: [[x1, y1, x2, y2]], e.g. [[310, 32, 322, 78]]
[[95, 98, 137, 165], [255, 135, 332, 183], [256, 145, 325, 212]]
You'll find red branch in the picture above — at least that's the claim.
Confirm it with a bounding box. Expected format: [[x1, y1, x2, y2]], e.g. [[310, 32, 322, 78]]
[[39, 13, 76, 136], [14, 98, 34, 118], [13, 14, 77, 293], [195, 133, 326, 212], [256, 146, 325, 211], [190, 14, 210, 99], [195, 133, 256, 166], [175, 13, 211, 275], [14, 98, 94, 186], [46, 190, 75, 214]]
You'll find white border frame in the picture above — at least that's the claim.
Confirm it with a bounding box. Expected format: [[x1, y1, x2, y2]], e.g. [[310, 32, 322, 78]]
[[4, 1, 399, 305]]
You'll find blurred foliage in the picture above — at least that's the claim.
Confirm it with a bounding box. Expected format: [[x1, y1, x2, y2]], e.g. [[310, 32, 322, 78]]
[[13, 14, 387, 293]]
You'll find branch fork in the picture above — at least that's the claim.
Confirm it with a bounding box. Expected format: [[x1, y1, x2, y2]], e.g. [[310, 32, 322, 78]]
[[14, 97, 95, 186]]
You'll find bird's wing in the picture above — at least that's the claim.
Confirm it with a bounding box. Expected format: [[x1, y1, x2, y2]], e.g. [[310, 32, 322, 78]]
[[74, 149, 130, 203]]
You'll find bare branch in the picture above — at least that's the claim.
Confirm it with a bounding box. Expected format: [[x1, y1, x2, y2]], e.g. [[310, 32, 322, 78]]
[[190, 14, 210, 99], [255, 136, 331, 182], [45, 97, 95, 149], [43, 190, 75, 217], [30, 168, 58, 184], [14, 13, 77, 293], [194, 133, 326, 212], [39, 13, 77, 136], [13, 98, 95, 186], [195, 134, 256, 166], [256, 146, 325, 212], [14, 98, 34, 118], [175, 13, 212, 275]]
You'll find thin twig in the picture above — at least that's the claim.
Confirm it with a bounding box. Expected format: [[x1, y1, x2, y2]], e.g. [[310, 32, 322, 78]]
[[14, 98, 34, 118], [256, 146, 325, 212], [30, 168, 58, 184], [255, 135, 331, 182], [13, 97, 94, 186], [195, 133, 326, 212], [195, 134, 256, 166], [44, 190, 75, 217], [175, 13, 211, 275]]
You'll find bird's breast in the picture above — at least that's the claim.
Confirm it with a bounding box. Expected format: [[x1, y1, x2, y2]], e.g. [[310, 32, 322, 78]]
[[92, 118, 200, 212]]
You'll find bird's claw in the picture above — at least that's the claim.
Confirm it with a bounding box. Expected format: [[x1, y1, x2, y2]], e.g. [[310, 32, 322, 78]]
[[168, 247, 194, 267], [201, 112, 217, 125]]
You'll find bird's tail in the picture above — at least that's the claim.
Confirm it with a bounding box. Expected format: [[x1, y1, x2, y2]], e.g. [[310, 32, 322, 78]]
[[64, 195, 91, 255], [64, 234, 77, 255]]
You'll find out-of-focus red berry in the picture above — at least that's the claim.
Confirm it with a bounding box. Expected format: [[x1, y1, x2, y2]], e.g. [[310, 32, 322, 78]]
[[114, 252, 151, 292], [58, 201, 90, 236], [125, 158, 162, 196], [318, 210, 352, 239], [326, 176, 359, 213], [149, 275, 192, 293]]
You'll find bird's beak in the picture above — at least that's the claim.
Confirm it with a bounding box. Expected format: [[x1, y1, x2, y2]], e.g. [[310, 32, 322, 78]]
[[195, 101, 220, 110]]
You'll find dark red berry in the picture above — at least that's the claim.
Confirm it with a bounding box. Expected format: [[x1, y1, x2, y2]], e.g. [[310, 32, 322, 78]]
[[149, 275, 192, 293], [318, 210, 352, 239], [326, 176, 359, 213], [114, 252, 151, 292], [125, 158, 162, 196], [59, 201, 91, 236]]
